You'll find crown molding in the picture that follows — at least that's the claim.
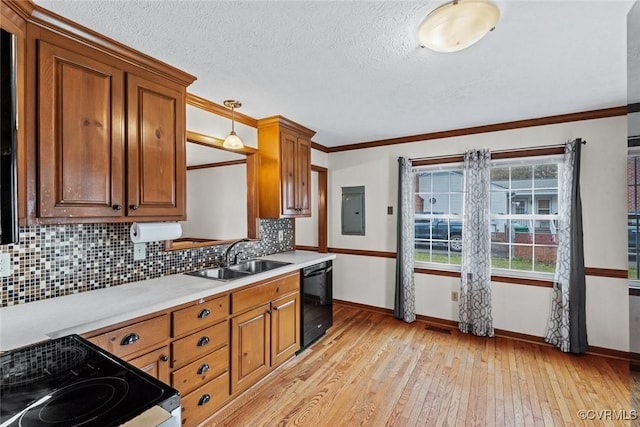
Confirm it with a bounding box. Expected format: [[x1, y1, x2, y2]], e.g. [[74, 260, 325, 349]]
[[13, 0, 196, 86], [329, 106, 627, 153]]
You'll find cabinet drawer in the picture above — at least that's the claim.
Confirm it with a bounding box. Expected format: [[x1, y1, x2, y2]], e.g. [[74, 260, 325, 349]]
[[171, 345, 228, 395], [171, 321, 228, 368], [231, 273, 299, 314], [180, 371, 229, 427], [88, 314, 169, 360], [172, 295, 229, 337]]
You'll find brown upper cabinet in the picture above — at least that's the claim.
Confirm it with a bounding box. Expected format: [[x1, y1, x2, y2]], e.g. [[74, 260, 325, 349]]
[[35, 31, 189, 222], [8, 0, 196, 224], [257, 116, 315, 218]]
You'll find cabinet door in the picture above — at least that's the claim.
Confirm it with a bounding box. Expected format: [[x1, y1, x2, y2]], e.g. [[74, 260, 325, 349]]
[[230, 304, 270, 395], [128, 346, 170, 384], [295, 137, 311, 216], [126, 73, 186, 218], [38, 40, 125, 218], [271, 292, 300, 367], [280, 131, 298, 216]]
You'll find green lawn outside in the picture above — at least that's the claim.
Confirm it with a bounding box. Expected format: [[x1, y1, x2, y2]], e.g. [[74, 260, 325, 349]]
[[415, 251, 555, 273]]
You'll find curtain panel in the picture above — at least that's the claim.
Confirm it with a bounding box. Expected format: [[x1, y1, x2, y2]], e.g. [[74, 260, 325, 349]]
[[459, 149, 494, 337], [394, 157, 416, 323], [545, 139, 588, 353]]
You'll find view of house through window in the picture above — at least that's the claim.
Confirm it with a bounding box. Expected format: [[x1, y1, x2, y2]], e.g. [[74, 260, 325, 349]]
[[628, 154, 640, 280], [413, 156, 561, 276], [414, 166, 464, 266]]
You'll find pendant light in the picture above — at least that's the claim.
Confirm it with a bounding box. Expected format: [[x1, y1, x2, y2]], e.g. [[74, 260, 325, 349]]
[[418, 0, 500, 53], [222, 100, 244, 149]]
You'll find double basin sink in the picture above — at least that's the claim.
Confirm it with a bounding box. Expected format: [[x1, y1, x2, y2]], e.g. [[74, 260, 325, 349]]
[[185, 259, 292, 282]]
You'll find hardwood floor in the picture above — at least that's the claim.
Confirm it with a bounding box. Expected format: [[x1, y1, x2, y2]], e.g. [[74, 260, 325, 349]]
[[202, 304, 635, 426]]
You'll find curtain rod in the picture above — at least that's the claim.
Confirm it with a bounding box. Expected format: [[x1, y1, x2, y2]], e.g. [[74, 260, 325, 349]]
[[409, 139, 585, 164]]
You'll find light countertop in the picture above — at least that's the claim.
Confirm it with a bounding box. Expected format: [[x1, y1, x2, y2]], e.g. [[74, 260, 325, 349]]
[[0, 251, 335, 352]]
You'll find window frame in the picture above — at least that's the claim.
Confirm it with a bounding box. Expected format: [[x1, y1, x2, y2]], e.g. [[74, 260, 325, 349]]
[[627, 148, 640, 285], [412, 150, 564, 281]]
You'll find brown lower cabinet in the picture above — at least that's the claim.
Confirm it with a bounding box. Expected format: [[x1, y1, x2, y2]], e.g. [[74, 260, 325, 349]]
[[84, 271, 300, 427], [128, 346, 171, 384]]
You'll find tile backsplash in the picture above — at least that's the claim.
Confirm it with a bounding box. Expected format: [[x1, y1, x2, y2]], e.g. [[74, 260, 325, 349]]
[[0, 219, 294, 307]]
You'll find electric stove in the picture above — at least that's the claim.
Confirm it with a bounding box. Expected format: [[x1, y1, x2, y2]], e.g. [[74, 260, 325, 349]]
[[0, 335, 180, 427]]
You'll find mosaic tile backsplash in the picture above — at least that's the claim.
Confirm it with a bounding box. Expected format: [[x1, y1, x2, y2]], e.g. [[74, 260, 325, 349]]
[[0, 219, 294, 306]]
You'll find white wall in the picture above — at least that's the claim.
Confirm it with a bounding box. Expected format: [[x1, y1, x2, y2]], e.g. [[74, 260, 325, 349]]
[[295, 148, 329, 247], [631, 295, 640, 354], [325, 116, 630, 351], [182, 165, 247, 240], [187, 105, 258, 149]]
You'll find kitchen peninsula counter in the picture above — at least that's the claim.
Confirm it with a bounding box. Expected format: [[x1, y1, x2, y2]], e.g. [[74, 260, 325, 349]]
[[0, 251, 335, 351]]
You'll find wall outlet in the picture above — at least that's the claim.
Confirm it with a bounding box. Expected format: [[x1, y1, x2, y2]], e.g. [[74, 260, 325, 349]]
[[278, 230, 284, 242], [133, 243, 146, 261], [0, 253, 10, 277], [451, 291, 459, 302]]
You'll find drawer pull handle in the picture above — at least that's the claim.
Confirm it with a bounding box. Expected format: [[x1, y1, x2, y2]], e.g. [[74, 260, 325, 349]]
[[197, 363, 210, 375], [197, 336, 210, 347], [198, 394, 211, 406], [120, 333, 139, 346], [160, 354, 169, 362], [198, 309, 211, 319]]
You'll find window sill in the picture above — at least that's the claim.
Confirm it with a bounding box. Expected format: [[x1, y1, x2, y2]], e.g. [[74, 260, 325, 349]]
[[414, 264, 555, 288]]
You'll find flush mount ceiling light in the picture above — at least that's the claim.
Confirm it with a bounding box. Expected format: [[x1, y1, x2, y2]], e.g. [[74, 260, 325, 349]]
[[418, 0, 500, 53], [222, 100, 244, 149]]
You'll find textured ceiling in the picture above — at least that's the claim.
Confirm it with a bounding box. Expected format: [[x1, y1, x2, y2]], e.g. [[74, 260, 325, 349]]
[[35, 0, 634, 147]]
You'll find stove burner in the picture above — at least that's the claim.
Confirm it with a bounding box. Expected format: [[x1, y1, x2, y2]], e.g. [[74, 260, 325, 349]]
[[17, 377, 129, 427]]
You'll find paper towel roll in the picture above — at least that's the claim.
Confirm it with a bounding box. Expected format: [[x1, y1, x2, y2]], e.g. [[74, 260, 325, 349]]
[[130, 222, 182, 243]]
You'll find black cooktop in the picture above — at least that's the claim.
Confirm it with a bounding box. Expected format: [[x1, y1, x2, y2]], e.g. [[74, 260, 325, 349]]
[[0, 335, 179, 427]]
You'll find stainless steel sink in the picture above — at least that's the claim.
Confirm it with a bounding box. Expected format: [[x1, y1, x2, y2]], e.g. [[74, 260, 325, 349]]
[[185, 268, 251, 281], [185, 259, 291, 282], [230, 259, 291, 274]]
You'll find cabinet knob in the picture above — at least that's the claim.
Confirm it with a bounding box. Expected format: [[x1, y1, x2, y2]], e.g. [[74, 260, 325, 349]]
[[198, 394, 211, 406], [197, 363, 210, 375], [273, 305, 279, 311], [266, 309, 272, 314], [160, 354, 169, 362], [120, 333, 139, 346], [197, 336, 210, 347], [112, 204, 122, 211], [197, 308, 211, 319], [129, 204, 139, 211]]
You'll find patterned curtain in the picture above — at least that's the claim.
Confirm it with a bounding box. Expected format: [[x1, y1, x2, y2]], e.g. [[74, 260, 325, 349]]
[[545, 139, 588, 353], [459, 149, 494, 337], [394, 157, 416, 323]]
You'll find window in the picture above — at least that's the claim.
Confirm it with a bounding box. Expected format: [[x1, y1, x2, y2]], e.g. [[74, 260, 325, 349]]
[[628, 153, 640, 280], [413, 165, 464, 266], [489, 158, 560, 275], [413, 155, 562, 276]]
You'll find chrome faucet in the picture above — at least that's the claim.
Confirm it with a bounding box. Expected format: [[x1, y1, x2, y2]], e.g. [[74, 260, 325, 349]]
[[223, 239, 249, 265]]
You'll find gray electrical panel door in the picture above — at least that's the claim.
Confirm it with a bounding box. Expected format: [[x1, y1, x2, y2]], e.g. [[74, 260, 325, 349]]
[[341, 186, 365, 235]]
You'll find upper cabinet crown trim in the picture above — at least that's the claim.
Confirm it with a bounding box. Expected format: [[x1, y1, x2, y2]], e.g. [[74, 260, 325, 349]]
[[257, 116, 316, 138], [4, 0, 196, 87]]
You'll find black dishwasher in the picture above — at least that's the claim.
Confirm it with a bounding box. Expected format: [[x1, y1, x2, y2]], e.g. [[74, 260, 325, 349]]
[[300, 261, 333, 351]]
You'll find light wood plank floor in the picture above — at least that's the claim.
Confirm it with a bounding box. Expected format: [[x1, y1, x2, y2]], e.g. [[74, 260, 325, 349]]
[[202, 304, 636, 427]]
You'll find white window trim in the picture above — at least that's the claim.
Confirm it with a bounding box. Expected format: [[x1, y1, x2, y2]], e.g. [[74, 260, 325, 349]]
[[412, 154, 563, 281]]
